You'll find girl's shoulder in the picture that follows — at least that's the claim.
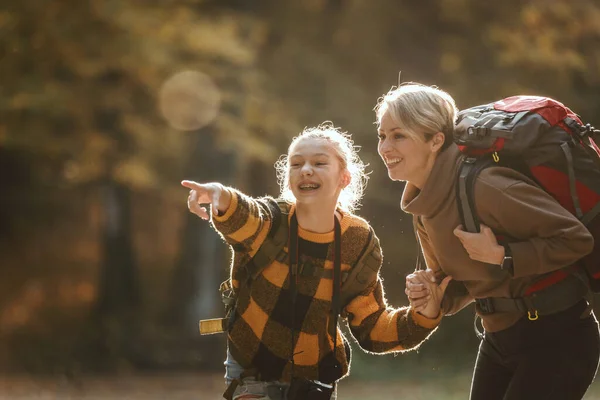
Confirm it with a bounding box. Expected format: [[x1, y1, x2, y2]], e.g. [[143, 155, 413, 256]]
[[341, 212, 379, 248], [342, 211, 373, 230]]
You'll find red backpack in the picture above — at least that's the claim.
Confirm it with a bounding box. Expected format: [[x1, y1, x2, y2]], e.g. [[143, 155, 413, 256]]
[[454, 96, 600, 292]]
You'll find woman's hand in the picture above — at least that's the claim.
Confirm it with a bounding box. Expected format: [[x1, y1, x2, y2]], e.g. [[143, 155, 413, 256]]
[[453, 224, 505, 265], [405, 269, 452, 319], [181, 180, 231, 220]]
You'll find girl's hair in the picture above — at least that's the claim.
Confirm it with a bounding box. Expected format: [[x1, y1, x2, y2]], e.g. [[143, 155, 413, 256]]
[[275, 122, 368, 213], [374, 83, 458, 150]]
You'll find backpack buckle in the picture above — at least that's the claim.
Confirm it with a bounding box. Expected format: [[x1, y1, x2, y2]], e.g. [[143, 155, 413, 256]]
[[527, 310, 539, 321], [565, 118, 599, 139], [583, 123, 600, 137], [475, 298, 495, 315], [467, 125, 490, 138]]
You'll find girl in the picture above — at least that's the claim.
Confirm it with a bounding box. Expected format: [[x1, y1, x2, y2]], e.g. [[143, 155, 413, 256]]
[[182, 122, 445, 400]]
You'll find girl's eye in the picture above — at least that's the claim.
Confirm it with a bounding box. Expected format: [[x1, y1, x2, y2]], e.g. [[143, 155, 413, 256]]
[[316, 162, 327, 166], [290, 163, 300, 168], [377, 134, 385, 141]]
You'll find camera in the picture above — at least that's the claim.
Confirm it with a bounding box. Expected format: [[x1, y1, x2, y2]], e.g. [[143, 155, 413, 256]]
[[287, 377, 334, 400]]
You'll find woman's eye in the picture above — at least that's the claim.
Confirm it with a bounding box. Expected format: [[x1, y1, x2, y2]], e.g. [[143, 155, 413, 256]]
[[394, 133, 405, 140], [377, 134, 385, 141]]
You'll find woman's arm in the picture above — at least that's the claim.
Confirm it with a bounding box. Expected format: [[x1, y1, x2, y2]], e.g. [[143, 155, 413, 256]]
[[414, 217, 474, 315], [457, 172, 594, 278]]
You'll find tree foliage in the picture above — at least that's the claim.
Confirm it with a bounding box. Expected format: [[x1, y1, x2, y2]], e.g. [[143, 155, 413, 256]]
[[1, 0, 599, 372]]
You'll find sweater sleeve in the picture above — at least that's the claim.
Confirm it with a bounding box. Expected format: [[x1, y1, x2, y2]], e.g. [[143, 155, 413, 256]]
[[416, 217, 474, 316], [344, 232, 441, 354], [346, 280, 441, 354], [211, 188, 274, 259], [211, 189, 277, 289], [476, 173, 594, 278]]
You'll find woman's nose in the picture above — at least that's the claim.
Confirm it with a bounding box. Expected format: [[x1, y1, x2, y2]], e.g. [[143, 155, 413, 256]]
[[378, 138, 391, 154]]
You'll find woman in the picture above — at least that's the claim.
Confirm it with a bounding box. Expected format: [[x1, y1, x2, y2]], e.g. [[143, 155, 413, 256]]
[[375, 84, 600, 400], [183, 123, 444, 400]]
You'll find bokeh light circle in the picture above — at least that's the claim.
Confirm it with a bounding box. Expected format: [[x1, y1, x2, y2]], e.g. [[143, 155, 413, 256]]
[[158, 70, 221, 131]]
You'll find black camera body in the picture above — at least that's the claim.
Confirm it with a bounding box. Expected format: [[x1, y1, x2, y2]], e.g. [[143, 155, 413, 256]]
[[287, 377, 334, 400]]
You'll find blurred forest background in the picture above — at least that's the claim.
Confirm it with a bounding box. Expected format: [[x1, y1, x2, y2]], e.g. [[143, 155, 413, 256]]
[[2, 0, 600, 398]]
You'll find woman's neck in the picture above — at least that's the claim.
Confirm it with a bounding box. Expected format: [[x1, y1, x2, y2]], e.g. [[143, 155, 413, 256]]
[[411, 152, 438, 190], [294, 202, 338, 233]]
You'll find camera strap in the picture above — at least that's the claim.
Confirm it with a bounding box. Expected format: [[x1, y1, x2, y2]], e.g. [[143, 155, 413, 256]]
[[331, 214, 342, 354], [289, 212, 342, 379]]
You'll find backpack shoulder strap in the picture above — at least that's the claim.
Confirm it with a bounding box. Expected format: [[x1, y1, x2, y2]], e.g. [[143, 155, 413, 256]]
[[413, 216, 426, 271], [340, 227, 383, 308], [218, 200, 289, 333], [243, 199, 290, 282], [456, 157, 494, 233]]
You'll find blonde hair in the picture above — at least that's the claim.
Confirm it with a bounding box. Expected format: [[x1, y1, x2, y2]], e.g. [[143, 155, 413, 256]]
[[275, 122, 368, 213], [374, 83, 458, 148]]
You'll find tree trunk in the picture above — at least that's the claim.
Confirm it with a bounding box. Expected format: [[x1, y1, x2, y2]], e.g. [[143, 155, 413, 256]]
[[96, 179, 139, 315], [169, 126, 235, 331]]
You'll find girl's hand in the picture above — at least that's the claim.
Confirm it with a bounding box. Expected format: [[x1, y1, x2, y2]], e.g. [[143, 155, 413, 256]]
[[181, 180, 231, 220], [453, 224, 505, 265]]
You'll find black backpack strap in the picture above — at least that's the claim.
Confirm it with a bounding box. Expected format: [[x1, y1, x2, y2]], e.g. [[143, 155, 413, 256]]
[[582, 202, 600, 226], [339, 228, 382, 308], [559, 142, 584, 219], [474, 272, 589, 318], [216, 200, 289, 335], [289, 213, 342, 380], [456, 157, 494, 233], [243, 199, 289, 281], [464, 113, 522, 141], [561, 120, 600, 225], [413, 216, 426, 271], [330, 216, 342, 353]]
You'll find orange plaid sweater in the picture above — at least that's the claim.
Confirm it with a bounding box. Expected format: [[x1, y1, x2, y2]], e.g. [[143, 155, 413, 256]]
[[212, 189, 441, 383]]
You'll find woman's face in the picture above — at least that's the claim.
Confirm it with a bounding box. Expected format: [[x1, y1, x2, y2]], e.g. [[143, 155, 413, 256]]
[[287, 137, 349, 208], [377, 110, 441, 188]]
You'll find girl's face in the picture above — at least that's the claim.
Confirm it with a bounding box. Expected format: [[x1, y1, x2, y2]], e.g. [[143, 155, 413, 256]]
[[377, 110, 442, 188], [287, 137, 349, 208]]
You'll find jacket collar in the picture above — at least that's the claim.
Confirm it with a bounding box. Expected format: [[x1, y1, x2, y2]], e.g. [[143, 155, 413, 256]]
[[401, 144, 463, 218]]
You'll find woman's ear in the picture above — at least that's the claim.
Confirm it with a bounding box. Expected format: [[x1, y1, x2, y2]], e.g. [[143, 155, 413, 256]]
[[431, 131, 445, 152]]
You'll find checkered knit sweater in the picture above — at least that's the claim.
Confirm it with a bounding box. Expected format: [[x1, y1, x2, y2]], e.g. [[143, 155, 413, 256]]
[[212, 189, 441, 383]]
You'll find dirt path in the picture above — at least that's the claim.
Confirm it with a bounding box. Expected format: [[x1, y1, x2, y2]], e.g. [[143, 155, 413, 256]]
[[0, 372, 599, 399]]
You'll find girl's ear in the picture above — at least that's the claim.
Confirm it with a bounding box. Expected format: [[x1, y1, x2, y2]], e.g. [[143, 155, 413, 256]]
[[340, 170, 351, 189]]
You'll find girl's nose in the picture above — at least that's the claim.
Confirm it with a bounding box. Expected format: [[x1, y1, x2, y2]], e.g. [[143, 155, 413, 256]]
[[301, 163, 313, 176]]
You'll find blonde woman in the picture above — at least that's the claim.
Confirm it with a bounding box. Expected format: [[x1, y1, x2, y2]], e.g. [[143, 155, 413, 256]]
[[183, 123, 444, 400], [376, 84, 599, 400]]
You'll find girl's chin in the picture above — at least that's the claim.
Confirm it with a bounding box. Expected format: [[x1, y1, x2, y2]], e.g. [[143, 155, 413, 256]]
[[295, 195, 336, 206]]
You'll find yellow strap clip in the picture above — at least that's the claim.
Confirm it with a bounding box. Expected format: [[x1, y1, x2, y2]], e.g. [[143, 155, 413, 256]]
[[527, 310, 539, 321], [492, 152, 500, 163], [199, 318, 227, 335]]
